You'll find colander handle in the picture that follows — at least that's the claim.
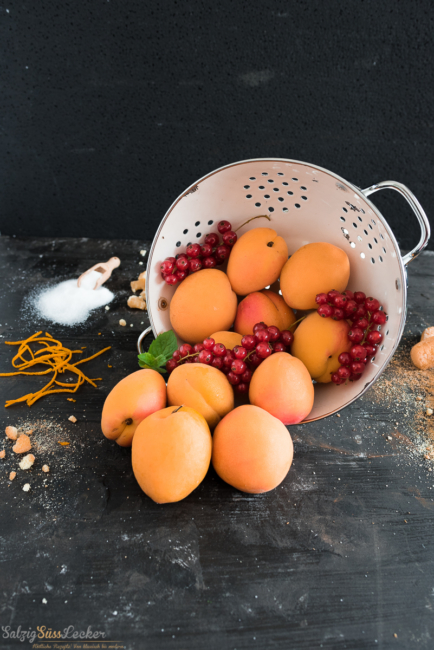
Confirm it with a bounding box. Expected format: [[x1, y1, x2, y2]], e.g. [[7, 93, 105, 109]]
[[361, 180, 430, 266], [137, 326, 153, 355]]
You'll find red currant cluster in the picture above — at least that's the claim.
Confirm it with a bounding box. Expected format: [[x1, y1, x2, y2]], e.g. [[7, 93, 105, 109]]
[[160, 220, 237, 285], [166, 322, 295, 393], [315, 290, 387, 384]]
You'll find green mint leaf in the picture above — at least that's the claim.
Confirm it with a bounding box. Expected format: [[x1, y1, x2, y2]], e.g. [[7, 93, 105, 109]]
[[138, 351, 168, 373], [138, 352, 158, 367], [139, 361, 167, 374], [148, 330, 178, 361]]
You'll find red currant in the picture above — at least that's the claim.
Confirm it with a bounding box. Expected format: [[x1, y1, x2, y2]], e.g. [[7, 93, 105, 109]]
[[212, 343, 226, 357], [205, 233, 219, 247], [179, 344, 193, 357], [349, 373, 362, 381], [253, 322, 268, 333], [333, 295, 347, 309], [222, 231, 237, 247], [175, 270, 188, 281], [161, 259, 175, 274], [315, 293, 328, 305], [189, 258, 202, 273], [365, 297, 380, 312], [280, 331, 294, 346], [227, 371, 240, 385], [241, 335, 257, 350], [241, 369, 252, 383], [348, 328, 364, 343], [337, 365, 351, 379], [203, 256, 217, 269], [353, 306, 367, 320], [217, 220, 232, 234], [256, 342, 272, 359], [231, 359, 247, 375], [267, 326, 281, 341], [354, 291, 366, 304], [338, 352, 352, 366], [351, 361, 365, 374], [344, 300, 358, 315], [249, 352, 263, 367], [372, 310, 387, 325], [343, 290, 354, 300], [364, 344, 377, 357], [223, 353, 234, 368], [175, 256, 189, 271], [350, 345, 367, 361], [200, 243, 213, 257], [331, 372, 342, 384], [327, 290, 341, 302], [233, 346, 247, 360], [367, 331, 382, 345], [354, 317, 369, 330], [211, 356, 224, 370], [318, 304, 334, 318], [186, 243, 202, 258], [184, 357, 194, 364], [235, 382, 249, 393], [273, 342, 287, 352], [203, 338, 215, 350], [165, 274, 178, 285], [166, 359, 178, 373], [172, 350, 182, 362], [194, 343, 204, 353], [332, 308, 345, 321], [215, 244, 231, 262], [198, 349, 213, 364], [255, 329, 270, 343]]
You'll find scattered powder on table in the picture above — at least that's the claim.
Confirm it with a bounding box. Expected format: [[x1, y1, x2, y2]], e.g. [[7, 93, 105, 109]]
[[32, 271, 114, 326]]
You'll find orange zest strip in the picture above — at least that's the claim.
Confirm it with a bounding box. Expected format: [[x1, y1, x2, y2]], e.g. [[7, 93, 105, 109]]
[[0, 332, 111, 407]]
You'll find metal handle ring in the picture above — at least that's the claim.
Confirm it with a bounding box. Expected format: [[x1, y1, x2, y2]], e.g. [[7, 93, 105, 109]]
[[137, 326, 153, 355], [362, 180, 430, 266]]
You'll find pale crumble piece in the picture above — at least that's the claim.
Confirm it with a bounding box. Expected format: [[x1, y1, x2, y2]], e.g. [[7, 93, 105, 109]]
[[12, 434, 32, 454], [19, 454, 35, 470], [5, 426, 18, 440], [26, 430, 33, 435], [68, 415, 77, 423], [421, 326, 434, 341], [426, 408, 433, 416], [138, 271, 146, 281], [42, 465, 50, 473], [131, 280, 145, 292], [119, 319, 127, 327], [140, 290, 146, 299], [140, 249, 147, 256], [0, 450, 5, 459], [22, 483, 30, 492], [105, 305, 110, 311], [9, 471, 16, 481], [127, 295, 147, 310]]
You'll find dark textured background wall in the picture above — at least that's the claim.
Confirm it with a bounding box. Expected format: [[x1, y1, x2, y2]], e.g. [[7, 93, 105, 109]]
[[1, 0, 433, 250]]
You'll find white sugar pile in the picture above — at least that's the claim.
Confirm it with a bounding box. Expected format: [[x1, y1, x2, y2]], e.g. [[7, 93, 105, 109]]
[[33, 271, 114, 326]]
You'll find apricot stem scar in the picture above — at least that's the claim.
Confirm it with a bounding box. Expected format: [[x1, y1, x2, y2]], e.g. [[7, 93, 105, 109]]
[[172, 405, 183, 414], [124, 418, 133, 425]]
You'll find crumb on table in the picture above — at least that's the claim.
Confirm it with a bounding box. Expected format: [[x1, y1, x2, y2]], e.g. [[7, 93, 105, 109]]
[[22, 483, 30, 492], [119, 319, 127, 327], [19, 454, 35, 470], [42, 465, 50, 473], [12, 434, 32, 454], [5, 426, 18, 441], [9, 471, 16, 481], [0, 450, 5, 459], [68, 415, 77, 423]]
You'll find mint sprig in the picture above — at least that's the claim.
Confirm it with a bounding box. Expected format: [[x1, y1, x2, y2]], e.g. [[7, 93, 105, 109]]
[[138, 330, 178, 374]]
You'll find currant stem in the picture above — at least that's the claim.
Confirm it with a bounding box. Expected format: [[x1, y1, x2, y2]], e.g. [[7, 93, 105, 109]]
[[289, 316, 306, 330], [235, 214, 271, 232]]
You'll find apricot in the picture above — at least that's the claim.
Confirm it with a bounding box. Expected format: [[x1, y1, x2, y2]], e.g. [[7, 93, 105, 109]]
[[132, 406, 212, 503], [280, 242, 350, 310], [291, 312, 352, 382], [170, 269, 237, 345], [101, 369, 166, 447], [212, 405, 293, 493], [226, 228, 288, 296], [167, 363, 234, 429], [234, 289, 296, 335], [249, 352, 314, 424], [210, 331, 243, 349]]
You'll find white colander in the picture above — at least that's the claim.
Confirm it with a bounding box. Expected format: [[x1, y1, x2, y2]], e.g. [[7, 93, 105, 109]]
[[140, 158, 430, 422]]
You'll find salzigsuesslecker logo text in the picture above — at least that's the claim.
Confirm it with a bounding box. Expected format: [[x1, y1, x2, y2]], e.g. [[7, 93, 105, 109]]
[[2, 625, 106, 643]]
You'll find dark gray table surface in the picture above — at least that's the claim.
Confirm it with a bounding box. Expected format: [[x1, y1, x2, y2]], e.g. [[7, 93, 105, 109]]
[[0, 237, 433, 650]]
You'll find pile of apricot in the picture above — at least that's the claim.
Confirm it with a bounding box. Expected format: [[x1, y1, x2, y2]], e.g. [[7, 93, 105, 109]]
[[101, 221, 387, 503]]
